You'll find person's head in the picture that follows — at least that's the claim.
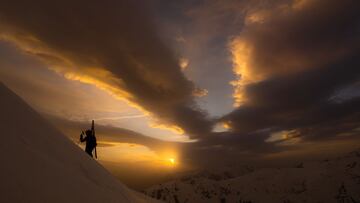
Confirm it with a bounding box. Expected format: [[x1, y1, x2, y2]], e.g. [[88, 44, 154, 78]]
[[85, 130, 92, 136]]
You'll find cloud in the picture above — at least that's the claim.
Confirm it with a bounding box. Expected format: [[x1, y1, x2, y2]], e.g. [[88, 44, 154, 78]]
[[0, 0, 212, 139], [178, 0, 360, 167], [222, 0, 360, 143], [230, 0, 360, 106], [179, 58, 189, 70]]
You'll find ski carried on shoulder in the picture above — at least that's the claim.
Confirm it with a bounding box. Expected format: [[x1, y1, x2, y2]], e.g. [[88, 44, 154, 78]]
[[91, 120, 98, 159]]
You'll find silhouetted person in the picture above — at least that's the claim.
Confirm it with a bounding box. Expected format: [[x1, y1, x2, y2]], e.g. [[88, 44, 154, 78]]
[[80, 129, 97, 157]]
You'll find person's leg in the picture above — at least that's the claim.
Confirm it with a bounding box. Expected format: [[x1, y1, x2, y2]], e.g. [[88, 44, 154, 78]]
[[85, 146, 93, 157]]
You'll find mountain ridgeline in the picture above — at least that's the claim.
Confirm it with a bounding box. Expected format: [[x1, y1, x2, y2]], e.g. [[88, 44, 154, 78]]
[[145, 150, 360, 203]]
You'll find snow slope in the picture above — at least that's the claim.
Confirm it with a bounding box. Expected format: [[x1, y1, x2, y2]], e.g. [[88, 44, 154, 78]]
[[146, 151, 360, 203], [0, 83, 159, 203]]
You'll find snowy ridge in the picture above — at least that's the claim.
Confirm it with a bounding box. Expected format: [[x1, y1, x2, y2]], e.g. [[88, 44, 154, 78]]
[[145, 151, 360, 203], [0, 83, 159, 203]]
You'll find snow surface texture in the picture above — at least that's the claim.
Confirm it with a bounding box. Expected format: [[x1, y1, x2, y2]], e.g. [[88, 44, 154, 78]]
[[145, 151, 360, 202], [0, 83, 159, 203]]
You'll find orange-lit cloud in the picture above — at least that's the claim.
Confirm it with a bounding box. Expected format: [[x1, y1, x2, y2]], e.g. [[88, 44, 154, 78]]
[[192, 88, 208, 97], [0, 0, 213, 139], [229, 0, 357, 107], [149, 122, 185, 135], [229, 38, 257, 107], [265, 129, 301, 145], [229, 4, 292, 107], [179, 58, 189, 70], [222, 121, 232, 129]]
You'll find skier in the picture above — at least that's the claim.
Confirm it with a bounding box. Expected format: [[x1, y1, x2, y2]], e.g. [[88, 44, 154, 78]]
[[80, 120, 97, 158]]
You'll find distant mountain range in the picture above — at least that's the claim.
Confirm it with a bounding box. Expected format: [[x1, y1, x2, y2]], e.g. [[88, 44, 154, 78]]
[[145, 149, 360, 203]]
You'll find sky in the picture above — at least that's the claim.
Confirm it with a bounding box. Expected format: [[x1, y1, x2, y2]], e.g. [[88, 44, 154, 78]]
[[1, 0, 360, 188]]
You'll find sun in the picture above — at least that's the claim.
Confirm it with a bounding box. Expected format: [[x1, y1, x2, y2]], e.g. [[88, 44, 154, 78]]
[[169, 158, 175, 164]]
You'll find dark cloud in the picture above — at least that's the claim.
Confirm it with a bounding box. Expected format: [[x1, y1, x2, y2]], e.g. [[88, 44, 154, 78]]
[[0, 0, 212, 138], [220, 0, 360, 144], [238, 0, 360, 78], [225, 53, 360, 134], [175, 0, 360, 167]]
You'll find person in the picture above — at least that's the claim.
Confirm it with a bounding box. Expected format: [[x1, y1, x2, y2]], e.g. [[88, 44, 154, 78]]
[[80, 129, 97, 157]]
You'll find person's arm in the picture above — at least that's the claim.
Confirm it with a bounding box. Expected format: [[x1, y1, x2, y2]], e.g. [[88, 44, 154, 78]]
[[80, 131, 87, 142]]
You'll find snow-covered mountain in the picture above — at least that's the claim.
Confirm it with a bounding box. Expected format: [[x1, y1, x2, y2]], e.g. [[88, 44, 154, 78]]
[[145, 151, 360, 203], [0, 83, 159, 203]]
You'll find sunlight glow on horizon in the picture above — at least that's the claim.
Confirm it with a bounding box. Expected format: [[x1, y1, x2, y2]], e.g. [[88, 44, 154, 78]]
[[169, 158, 175, 165], [90, 142, 180, 169]]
